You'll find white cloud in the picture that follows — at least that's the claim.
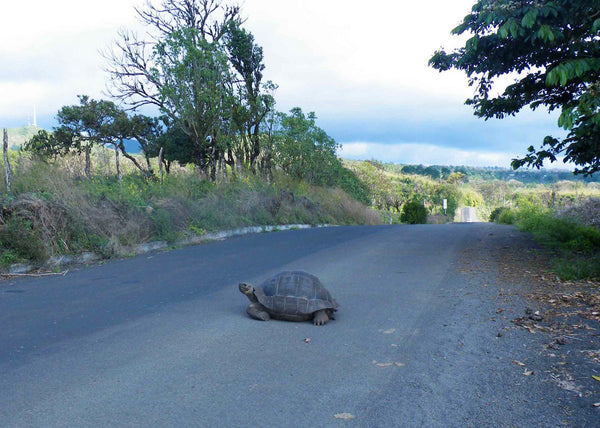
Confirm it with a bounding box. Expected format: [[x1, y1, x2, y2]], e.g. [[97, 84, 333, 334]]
[[339, 141, 573, 170], [1, 0, 141, 124], [341, 141, 517, 169], [0, 0, 569, 169], [242, 0, 475, 111]]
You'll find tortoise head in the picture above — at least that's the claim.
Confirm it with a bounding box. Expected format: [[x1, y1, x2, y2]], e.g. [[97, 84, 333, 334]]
[[239, 282, 257, 302]]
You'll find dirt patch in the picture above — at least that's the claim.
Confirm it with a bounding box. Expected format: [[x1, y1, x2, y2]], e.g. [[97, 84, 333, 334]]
[[460, 225, 600, 403]]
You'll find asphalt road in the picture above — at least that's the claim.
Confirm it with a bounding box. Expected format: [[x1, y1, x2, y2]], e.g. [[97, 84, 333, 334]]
[[0, 224, 595, 427]]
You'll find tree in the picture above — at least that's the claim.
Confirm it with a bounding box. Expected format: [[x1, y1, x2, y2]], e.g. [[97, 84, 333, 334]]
[[104, 0, 246, 178], [223, 21, 275, 173], [52, 95, 124, 179], [126, 114, 164, 178], [154, 28, 234, 178], [28, 96, 158, 181], [274, 108, 341, 186], [401, 200, 428, 224], [24, 129, 70, 160], [429, 0, 600, 175], [104, 0, 241, 110]]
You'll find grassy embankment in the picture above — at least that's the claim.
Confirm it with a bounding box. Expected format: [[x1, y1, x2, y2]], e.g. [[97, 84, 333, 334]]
[[0, 147, 380, 269], [492, 203, 600, 280]]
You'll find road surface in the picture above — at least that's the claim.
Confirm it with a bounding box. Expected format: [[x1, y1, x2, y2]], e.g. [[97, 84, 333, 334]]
[[0, 224, 595, 427]]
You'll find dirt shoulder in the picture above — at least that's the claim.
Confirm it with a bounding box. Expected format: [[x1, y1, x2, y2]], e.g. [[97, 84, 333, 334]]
[[461, 224, 600, 411]]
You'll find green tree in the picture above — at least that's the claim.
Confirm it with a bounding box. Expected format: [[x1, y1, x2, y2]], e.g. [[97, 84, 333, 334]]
[[125, 114, 164, 178], [24, 129, 70, 160], [274, 108, 341, 186], [223, 21, 275, 173], [105, 0, 274, 179], [52, 95, 124, 179], [153, 28, 234, 178], [433, 183, 460, 217], [154, 123, 195, 173], [401, 200, 428, 224], [429, 0, 600, 175]]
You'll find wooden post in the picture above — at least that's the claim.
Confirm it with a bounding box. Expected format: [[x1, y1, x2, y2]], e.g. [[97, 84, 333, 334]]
[[114, 144, 122, 185], [158, 146, 164, 184], [3, 128, 12, 193]]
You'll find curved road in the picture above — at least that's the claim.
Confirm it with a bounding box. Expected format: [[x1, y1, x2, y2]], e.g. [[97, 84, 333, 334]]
[[0, 224, 594, 426]]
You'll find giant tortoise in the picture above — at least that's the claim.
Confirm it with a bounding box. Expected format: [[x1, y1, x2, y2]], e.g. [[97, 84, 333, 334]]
[[239, 271, 339, 325]]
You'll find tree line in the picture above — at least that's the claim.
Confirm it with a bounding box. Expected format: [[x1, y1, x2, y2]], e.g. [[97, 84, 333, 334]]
[[25, 0, 367, 202]]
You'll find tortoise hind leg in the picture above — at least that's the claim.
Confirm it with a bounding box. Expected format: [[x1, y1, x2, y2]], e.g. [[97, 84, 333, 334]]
[[247, 303, 271, 321], [313, 309, 330, 326]]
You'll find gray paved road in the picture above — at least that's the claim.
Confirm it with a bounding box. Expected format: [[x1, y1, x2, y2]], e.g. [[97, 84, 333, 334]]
[[0, 224, 593, 427]]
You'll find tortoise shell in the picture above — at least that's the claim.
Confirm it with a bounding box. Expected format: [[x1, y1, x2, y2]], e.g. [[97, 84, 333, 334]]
[[254, 271, 338, 316]]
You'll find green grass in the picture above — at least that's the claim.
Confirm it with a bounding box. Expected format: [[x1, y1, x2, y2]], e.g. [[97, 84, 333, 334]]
[[495, 205, 600, 280]]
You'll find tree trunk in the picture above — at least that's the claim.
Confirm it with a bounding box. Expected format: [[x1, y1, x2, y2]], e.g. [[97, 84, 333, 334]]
[[158, 146, 164, 183], [114, 144, 122, 185], [235, 152, 243, 179], [3, 129, 12, 193], [144, 153, 155, 178], [84, 145, 92, 179], [118, 141, 151, 179]]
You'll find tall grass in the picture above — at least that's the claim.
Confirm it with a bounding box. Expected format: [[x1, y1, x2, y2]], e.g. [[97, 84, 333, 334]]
[[494, 203, 600, 280], [0, 151, 380, 267]]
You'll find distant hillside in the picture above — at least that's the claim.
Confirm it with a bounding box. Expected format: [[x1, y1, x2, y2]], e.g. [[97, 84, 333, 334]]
[[1, 125, 145, 154], [3, 126, 42, 150], [344, 159, 599, 184]]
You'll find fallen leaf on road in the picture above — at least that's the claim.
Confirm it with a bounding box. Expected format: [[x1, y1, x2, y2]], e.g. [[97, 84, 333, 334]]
[[513, 360, 526, 367], [592, 375, 600, 382], [373, 360, 404, 368], [334, 413, 356, 420]]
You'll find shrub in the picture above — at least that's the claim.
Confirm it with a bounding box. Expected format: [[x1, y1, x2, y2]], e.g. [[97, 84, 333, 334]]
[[489, 207, 507, 222], [553, 254, 600, 280], [338, 167, 371, 205], [401, 200, 428, 224], [497, 208, 517, 224]]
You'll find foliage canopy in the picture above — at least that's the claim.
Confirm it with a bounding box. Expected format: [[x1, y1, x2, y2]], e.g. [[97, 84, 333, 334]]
[[429, 0, 600, 175]]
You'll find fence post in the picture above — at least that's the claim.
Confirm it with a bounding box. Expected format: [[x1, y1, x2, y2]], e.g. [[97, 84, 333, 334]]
[[3, 128, 12, 193]]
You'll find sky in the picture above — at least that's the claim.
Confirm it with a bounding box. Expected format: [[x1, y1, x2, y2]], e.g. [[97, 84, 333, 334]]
[[1, 0, 567, 169]]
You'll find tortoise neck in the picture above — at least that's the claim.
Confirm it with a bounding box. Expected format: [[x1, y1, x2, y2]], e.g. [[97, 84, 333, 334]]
[[246, 291, 259, 304]]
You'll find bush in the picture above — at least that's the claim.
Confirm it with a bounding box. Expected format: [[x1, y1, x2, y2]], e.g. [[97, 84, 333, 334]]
[[338, 167, 371, 205], [0, 217, 46, 262], [497, 208, 517, 224], [519, 210, 600, 253], [489, 207, 507, 222], [553, 254, 600, 280], [401, 200, 428, 224]]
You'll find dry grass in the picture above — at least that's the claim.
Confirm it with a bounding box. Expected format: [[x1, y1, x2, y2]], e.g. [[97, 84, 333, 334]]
[[0, 151, 380, 266], [557, 197, 600, 229]]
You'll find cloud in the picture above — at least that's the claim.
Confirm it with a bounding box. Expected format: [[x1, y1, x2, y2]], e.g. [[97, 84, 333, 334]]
[[1, 0, 573, 170], [339, 141, 517, 167], [320, 106, 562, 152], [0, 0, 140, 125], [339, 141, 572, 170]]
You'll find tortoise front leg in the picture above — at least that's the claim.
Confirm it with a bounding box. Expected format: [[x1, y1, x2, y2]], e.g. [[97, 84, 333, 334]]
[[246, 303, 271, 321], [313, 309, 330, 326]]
